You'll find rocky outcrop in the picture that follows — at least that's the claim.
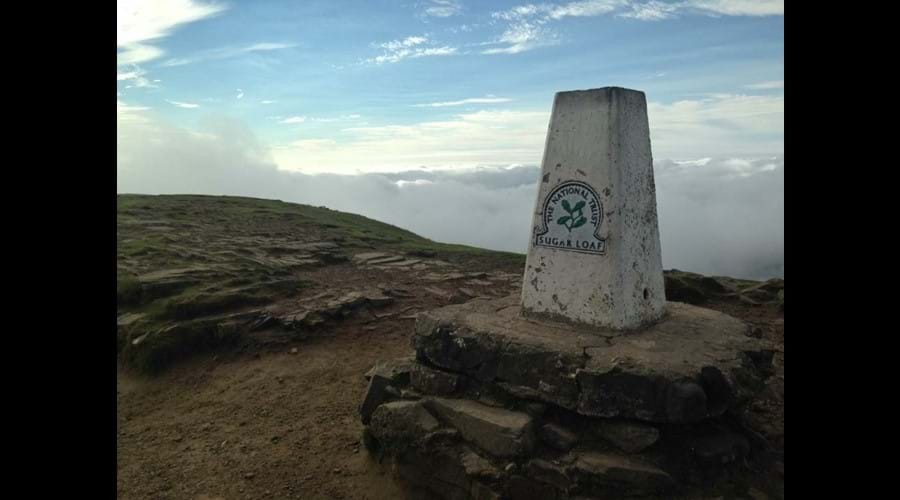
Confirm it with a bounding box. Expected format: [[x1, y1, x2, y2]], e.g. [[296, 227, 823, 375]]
[[413, 295, 773, 424], [663, 270, 784, 310]]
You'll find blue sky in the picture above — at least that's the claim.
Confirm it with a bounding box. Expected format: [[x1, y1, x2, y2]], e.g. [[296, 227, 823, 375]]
[[117, 0, 784, 174]]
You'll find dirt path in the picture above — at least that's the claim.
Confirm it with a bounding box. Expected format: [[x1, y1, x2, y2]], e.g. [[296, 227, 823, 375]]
[[117, 314, 421, 500]]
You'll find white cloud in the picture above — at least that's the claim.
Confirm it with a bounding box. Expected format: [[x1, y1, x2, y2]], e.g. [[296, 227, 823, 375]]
[[687, 0, 784, 17], [380, 36, 428, 51], [655, 156, 783, 279], [482, 21, 559, 54], [744, 80, 784, 90], [493, 1, 623, 21], [236, 89, 244, 99], [487, 1, 783, 51], [269, 92, 782, 174], [306, 115, 365, 123], [618, 0, 681, 20], [423, 0, 463, 17], [413, 96, 513, 107], [117, 66, 159, 88], [547, 0, 625, 19], [243, 42, 294, 51], [418, 47, 457, 57], [159, 42, 295, 67], [395, 179, 434, 187], [166, 99, 200, 108], [621, 1, 785, 19], [648, 93, 784, 157], [159, 58, 192, 67], [117, 100, 150, 115], [279, 116, 307, 124], [117, 44, 166, 66], [273, 109, 549, 174], [117, 0, 227, 66], [366, 35, 458, 64], [117, 111, 783, 279], [261, 100, 278, 104], [485, 2, 623, 54]]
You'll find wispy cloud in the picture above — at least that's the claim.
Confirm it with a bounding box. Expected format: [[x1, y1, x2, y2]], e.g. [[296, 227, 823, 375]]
[[485, 1, 621, 54], [311, 115, 364, 122], [236, 89, 244, 99], [166, 99, 200, 108], [648, 93, 784, 157], [492, 1, 623, 22], [381, 36, 428, 50], [413, 96, 513, 107], [116, 100, 154, 128], [277, 114, 363, 124], [260, 100, 278, 104], [423, 0, 463, 17], [546, 0, 624, 20], [686, 0, 784, 17], [117, 66, 159, 88], [744, 80, 784, 90], [494, 1, 783, 21], [117, 0, 227, 66], [117, 44, 166, 66], [273, 109, 550, 173], [365, 35, 457, 64], [486, 1, 783, 53], [117, 100, 151, 114], [618, 1, 681, 20], [118, 112, 783, 280], [618, 0, 785, 20], [267, 91, 782, 173], [481, 21, 559, 54], [159, 42, 295, 67]]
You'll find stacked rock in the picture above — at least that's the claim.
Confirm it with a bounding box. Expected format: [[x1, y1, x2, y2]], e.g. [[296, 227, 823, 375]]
[[359, 295, 774, 500]]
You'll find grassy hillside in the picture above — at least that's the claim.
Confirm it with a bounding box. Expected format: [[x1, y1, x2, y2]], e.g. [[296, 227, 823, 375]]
[[117, 194, 525, 373], [117, 194, 782, 374]]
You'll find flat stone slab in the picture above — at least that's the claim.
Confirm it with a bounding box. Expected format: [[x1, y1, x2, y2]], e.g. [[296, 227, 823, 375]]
[[411, 364, 460, 396], [369, 401, 440, 451], [414, 295, 773, 423], [569, 452, 674, 495], [424, 397, 536, 458], [364, 357, 415, 385], [595, 420, 660, 453]]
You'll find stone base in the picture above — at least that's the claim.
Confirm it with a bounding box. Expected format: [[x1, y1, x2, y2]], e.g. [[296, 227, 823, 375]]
[[360, 295, 775, 499], [414, 295, 773, 423]]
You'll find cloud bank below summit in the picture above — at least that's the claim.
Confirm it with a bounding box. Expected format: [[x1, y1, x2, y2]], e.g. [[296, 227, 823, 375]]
[[117, 113, 783, 281]]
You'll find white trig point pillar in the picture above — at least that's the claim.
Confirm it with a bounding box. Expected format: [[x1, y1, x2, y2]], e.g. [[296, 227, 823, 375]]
[[521, 87, 666, 330]]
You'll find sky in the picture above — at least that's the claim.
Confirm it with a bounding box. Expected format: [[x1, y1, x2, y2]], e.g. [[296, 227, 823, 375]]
[[117, 0, 784, 280]]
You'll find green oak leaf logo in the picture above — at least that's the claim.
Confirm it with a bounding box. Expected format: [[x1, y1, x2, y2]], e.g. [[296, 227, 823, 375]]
[[557, 199, 587, 232]]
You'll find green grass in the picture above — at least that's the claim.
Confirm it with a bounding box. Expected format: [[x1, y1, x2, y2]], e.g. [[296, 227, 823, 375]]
[[116, 274, 143, 307], [161, 279, 309, 320], [120, 317, 240, 374], [117, 194, 524, 374], [117, 193, 525, 266]]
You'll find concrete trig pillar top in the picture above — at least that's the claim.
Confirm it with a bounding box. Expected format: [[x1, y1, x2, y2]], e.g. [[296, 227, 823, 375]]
[[520, 87, 666, 330]]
